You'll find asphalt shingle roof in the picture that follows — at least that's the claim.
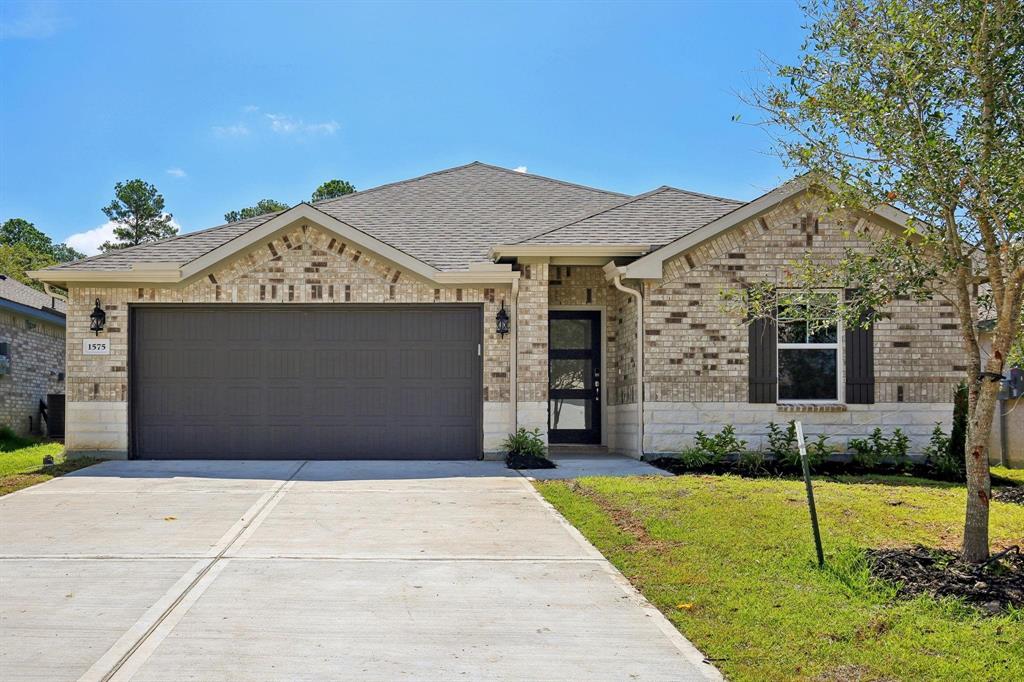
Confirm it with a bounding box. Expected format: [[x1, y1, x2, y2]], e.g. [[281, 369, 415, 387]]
[[0, 274, 67, 315], [515, 186, 743, 247], [40, 163, 744, 274]]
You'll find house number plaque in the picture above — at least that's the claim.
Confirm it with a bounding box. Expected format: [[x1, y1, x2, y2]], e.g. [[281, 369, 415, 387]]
[[83, 339, 110, 355]]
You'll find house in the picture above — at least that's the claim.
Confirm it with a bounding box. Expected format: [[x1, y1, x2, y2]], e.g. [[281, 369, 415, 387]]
[[0, 274, 67, 436], [29, 162, 962, 460]]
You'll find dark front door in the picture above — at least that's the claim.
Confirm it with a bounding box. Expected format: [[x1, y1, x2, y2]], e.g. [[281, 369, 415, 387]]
[[130, 304, 483, 460], [548, 310, 601, 444]]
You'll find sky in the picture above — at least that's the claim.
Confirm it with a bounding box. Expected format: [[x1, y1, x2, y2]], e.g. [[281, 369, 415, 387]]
[[0, 0, 806, 255]]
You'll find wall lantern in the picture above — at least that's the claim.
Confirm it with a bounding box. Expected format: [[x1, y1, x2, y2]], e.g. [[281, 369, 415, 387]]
[[89, 299, 106, 336], [495, 300, 510, 337]]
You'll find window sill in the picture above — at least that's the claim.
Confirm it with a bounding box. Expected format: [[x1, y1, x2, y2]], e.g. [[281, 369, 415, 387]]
[[776, 403, 848, 413]]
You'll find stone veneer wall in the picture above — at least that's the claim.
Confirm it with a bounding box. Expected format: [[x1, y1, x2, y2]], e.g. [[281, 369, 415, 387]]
[[641, 195, 963, 455], [0, 309, 65, 436], [64, 222, 515, 457]]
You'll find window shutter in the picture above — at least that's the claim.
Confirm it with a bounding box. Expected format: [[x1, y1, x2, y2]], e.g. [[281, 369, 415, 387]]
[[844, 289, 874, 404], [748, 317, 778, 403]]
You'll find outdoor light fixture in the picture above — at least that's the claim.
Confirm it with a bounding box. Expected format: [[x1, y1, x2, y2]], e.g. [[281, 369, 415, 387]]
[[89, 299, 106, 335], [495, 300, 510, 337]]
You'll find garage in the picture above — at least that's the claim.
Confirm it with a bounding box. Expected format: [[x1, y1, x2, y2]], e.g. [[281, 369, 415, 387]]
[[130, 305, 482, 460]]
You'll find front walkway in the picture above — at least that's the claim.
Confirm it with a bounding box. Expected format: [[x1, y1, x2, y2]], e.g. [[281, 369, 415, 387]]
[[0, 459, 716, 681]]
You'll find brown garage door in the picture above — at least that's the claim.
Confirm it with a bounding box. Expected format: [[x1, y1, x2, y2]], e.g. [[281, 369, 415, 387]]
[[130, 305, 482, 460]]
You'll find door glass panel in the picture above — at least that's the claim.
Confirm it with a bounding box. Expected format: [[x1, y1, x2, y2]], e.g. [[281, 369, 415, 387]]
[[551, 318, 592, 349], [549, 398, 591, 430], [551, 359, 591, 390]]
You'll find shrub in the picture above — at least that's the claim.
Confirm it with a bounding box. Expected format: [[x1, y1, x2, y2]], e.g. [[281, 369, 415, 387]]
[[678, 425, 748, 467], [849, 427, 910, 467], [765, 421, 830, 470], [737, 449, 767, 475], [805, 433, 834, 468], [502, 428, 546, 458], [949, 382, 968, 462], [924, 422, 965, 480]]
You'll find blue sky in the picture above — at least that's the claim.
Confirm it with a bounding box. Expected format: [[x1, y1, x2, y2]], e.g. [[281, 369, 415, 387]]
[[0, 0, 805, 254]]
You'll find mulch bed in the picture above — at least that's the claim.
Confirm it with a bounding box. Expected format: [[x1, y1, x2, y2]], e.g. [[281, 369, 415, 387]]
[[993, 486, 1024, 505], [647, 456, 968, 482], [866, 545, 1024, 614], [505, 453, 556, 469]]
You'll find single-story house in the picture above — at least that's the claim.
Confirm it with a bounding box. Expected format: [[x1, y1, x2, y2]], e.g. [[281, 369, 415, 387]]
[[0, 274, 66, 436], [30, 162, 961, 460]]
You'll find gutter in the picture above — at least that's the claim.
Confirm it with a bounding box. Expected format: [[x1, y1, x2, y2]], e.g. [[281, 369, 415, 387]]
[[604, 262, 644, 459]]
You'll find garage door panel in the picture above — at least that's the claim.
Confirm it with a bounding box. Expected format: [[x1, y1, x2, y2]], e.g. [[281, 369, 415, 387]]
[[132, 305, 481, 460]]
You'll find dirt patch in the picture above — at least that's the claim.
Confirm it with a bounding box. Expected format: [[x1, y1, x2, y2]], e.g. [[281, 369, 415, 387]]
[[505, 452, 556, 469], [566, 481, 681, 555], [867, 545, 1024, 614], [993, 486, 1024, 505]]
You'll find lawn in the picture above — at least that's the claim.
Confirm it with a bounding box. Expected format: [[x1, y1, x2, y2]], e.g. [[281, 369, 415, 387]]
[[0, 430, 98, 496], [537, 473, 1024, 682]]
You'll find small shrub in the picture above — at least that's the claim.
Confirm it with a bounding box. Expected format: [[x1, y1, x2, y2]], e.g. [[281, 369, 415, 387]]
[[502, 427, 546, 458], [950, 382, 968, 462], [737, 449, 767, 475], [679, 441, 717, 468], [924, 422, 964, 481], [849, 427, 909, 466], [805, 433, 833, 468], [766, 421, 800, 467], [678, 425, 748, 468]]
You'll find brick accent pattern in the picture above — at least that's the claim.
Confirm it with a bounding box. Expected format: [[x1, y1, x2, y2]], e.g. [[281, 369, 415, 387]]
[[646, 196, 962, 404], [0, 310, 65, 435], [66, 223, 512, 405]]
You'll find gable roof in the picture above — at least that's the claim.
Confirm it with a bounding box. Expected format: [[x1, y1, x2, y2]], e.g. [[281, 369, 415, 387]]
[[42, 162, 626, 276], [512, 186, 742, 247], [0, 274, 66, 325]]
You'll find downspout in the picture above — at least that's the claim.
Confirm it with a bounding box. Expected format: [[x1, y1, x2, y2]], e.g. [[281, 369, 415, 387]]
[[611, 274, 644, 459], [509, 277, 520, 435]]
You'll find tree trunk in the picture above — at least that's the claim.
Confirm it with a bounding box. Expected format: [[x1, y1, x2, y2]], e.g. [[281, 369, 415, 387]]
[[962, 375, 1000, 563]]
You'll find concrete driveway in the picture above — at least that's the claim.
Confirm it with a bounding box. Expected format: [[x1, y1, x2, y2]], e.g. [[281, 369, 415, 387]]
[[0, 460, 718, 681]]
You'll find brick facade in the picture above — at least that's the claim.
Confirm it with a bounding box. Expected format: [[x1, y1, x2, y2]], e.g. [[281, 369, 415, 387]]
[[0, 309, 65, 436]]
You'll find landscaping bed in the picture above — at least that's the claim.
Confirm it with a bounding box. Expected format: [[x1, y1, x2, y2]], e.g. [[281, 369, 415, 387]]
[[867, 545, 1023, 613]]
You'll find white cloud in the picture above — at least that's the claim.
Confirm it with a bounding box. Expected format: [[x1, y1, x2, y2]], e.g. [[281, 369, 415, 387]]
[[66, 219, 182, 256], [0, 1, 65, 40], [514, 166, 528, 174], [266, 113, 338, 136], [166, 167, 187, 178], [212, 123, 250, 137], [243, 104, 260, 113]]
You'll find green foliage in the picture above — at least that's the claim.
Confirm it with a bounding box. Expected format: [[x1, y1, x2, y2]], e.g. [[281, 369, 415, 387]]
[[765, 421, 830, 469], [848, 428, 910, 467], [924, 422, 965, 481], [950, 382, 968, 463], [224, 199, 290, 223], [101, 179, 176, 250], [680, 425, 748, 466], [501, 427, 546, 458], [0, 218, 85, 290], [737, 449, 767, 475], [806, 433, 834, 467], [311, 179, 356, 202]]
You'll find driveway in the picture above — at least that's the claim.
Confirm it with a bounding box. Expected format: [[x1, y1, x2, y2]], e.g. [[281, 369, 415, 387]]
[[0, 459, 718, 681]]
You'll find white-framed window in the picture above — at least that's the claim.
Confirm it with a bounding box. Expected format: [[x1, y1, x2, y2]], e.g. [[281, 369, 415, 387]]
[[777, 291, 842, 402]]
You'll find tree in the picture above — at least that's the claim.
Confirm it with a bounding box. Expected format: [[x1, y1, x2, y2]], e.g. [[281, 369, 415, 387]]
[[0, 218, 85, 290], [223, 199, 289, 223], [100, 179, 176, 251], [746, 0, 1023, 561], [311, 179, 356, 202]]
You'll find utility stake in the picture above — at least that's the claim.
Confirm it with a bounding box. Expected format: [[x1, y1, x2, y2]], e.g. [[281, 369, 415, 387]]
[[795, 421, 824, 567]]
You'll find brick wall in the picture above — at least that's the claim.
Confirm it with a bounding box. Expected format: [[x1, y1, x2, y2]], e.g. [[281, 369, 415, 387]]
[[0, 310, 65, 436], [64, 223, 515, 456], [639, 194, 963, 454]]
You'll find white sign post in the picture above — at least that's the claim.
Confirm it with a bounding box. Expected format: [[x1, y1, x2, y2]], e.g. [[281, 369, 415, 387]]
[[795, 421, 825, 567]]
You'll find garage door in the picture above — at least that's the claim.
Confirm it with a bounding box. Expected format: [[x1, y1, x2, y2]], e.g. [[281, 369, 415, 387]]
[[130, 305, 482, 460]]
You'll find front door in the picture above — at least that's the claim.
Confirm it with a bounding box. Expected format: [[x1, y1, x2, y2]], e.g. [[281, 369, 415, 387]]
[[548, 310, 601, 444]]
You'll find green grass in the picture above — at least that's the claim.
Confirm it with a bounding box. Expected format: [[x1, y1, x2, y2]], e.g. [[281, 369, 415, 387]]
[[0, 429, 98, 495], [537, 473, 1024, 682]]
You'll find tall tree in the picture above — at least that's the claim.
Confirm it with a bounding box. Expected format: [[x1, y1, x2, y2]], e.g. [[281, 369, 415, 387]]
[[747, 0, 1023, 561], [0, 218, 85, 290], [311, 179, 356, 202], [100, 179, 176, 251], [224, 199, 289, 223]]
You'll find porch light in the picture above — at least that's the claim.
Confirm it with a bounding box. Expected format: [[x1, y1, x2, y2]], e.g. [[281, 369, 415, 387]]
[[496, 300, 510, 337], [89, 299, 106, 335]]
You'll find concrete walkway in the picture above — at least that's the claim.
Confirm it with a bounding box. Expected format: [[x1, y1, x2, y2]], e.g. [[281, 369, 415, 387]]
[[0, 459, 717, 681]]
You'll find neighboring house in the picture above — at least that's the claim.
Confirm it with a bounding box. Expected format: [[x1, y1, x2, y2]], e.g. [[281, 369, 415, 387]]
[[30, 162, 962, 461], [0, 274, 66, 436]]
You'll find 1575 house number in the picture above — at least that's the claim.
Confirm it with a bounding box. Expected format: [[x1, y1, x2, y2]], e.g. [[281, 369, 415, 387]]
[[83, 339, 110, 355]]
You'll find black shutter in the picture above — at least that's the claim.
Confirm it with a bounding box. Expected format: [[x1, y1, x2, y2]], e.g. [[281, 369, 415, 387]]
[[844, 289, 874, 404], [748, 317, 778, 403]]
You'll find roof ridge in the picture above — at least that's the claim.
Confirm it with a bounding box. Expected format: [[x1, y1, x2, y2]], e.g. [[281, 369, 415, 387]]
[[312, 161, 627, 210], [510, 186, 673, 245], [660, 185, 744, 204]]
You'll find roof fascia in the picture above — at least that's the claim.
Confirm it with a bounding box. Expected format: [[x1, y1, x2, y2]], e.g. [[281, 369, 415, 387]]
[[489, 244, 651, 259]]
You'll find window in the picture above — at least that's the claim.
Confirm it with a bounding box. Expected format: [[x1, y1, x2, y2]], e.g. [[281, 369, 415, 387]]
[[777, 292, 841, 402]]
